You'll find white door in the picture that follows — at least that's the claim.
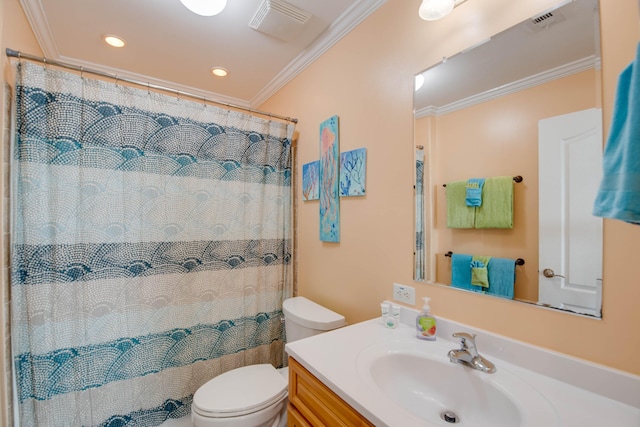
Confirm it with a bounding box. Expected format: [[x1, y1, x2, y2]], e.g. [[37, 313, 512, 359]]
[[538, 108, 602, 317]]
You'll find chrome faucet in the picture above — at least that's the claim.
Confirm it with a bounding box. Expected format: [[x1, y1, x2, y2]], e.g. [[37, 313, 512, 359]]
[[448, 332, 496, 373]]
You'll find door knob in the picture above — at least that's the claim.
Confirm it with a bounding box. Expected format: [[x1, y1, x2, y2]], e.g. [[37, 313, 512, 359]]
[[542, 268, 565, 279]]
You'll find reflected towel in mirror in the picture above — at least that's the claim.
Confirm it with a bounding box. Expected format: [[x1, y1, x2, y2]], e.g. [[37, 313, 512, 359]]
[[475, 176, 514, 229], [446, 181, 476, 228], [471, 255, 491, 287], [450, 254, 515, 299], [465, 178, 486, 207], [451, 253, 474, 290], [486, 257, 516, 299]]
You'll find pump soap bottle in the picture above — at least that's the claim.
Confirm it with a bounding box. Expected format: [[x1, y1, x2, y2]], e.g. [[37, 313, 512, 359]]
[[416, 297, 437, 341]]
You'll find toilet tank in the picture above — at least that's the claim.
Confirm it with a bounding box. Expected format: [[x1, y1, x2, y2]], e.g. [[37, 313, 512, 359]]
[[282, 297, 346, 342]]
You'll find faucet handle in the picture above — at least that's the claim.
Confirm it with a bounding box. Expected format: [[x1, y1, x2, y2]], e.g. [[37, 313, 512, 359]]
[[452, 332, 478, 353], [452, 332, 476, 344]]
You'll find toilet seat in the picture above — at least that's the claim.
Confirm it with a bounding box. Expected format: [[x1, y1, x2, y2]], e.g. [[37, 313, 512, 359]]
[[192, 364, 288, 418]]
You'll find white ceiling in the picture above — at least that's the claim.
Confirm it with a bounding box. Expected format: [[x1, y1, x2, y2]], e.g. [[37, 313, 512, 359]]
[[18, 0, 385, 109]]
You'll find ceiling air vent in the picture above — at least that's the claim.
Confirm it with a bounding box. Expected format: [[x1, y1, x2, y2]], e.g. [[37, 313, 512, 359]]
[[525, 10, 566, 32], [249, 0, 312, 42]]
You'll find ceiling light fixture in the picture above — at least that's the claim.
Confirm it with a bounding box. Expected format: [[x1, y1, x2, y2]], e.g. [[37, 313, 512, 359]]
[[414, 74, 425, 92], [180, 0, 227, 16], [211, 67, 228, 77], [103, 34, 126, 48], [419, 0, 454, 20]]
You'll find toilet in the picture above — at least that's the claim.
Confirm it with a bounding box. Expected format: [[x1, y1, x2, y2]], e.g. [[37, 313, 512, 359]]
[[191, 296, 346, 427]]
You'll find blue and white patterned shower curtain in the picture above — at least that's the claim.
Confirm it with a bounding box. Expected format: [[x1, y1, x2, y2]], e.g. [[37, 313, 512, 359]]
[[414, 148, 425, 281], [11, 62, 294, 426]]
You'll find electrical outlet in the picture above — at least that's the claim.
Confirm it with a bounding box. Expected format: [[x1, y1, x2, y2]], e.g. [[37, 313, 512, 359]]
[[392, 283, 415, 305]]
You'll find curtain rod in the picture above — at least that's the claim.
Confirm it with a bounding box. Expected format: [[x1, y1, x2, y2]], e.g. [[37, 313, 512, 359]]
[[5, 48, 298, 124]]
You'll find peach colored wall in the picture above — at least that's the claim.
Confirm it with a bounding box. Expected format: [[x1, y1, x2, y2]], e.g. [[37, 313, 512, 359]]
[[424, 69, 597, 303], [261, 0, 640, 375]]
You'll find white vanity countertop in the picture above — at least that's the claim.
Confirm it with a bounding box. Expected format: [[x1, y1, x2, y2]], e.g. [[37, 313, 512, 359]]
[[285, 310, 640, 427]]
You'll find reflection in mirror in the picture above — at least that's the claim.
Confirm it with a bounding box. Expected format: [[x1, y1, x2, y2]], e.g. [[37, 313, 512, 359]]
[[414, 0, 602, 317], [414, 146, 426, 281]]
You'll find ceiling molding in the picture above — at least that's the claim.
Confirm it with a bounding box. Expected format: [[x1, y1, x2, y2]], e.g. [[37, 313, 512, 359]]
[[19, 0, 386, 111], [415, 55, 600, 119], [249, 0, 387, 108], [19, 0, 59, 57], [54, 54, 253, 108]]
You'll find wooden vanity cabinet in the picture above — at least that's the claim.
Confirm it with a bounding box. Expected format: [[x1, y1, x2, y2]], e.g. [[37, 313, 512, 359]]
[[287, 357, 374, 427]]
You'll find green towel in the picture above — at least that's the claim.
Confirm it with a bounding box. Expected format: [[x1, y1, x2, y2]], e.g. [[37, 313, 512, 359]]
[[446, 180, 476, 228], [475, 176, 514, 229], [471, 255, 491, 288]]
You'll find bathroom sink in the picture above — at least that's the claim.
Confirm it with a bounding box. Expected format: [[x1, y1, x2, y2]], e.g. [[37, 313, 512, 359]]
[[356, 341, 559, 427]]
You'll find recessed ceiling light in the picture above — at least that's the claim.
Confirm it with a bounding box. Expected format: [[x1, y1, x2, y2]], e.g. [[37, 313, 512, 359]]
[[103, 34, 126, 48], [211, 67, 228, 77], [180, 0, 227, 16]]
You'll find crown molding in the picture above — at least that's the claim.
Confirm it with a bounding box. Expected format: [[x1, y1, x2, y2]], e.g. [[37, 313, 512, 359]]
[[415, 55, 600, 119], [53, 55, 253, 108], [19, 0, 59, 57], [19, 0, 386, 111]]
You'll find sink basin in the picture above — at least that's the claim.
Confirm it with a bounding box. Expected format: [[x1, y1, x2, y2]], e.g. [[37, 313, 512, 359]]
[[356, 340, 559, 427]]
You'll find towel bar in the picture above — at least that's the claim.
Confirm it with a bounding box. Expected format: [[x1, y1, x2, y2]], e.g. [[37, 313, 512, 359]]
[[443, 176, 523, 187], [445, 251, 525, 266]]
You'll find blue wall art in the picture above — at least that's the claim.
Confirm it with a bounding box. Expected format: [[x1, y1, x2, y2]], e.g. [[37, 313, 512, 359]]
[[340, 148, 367, 197], [319, 115, 340, 242], [302, 160, 320, 201]]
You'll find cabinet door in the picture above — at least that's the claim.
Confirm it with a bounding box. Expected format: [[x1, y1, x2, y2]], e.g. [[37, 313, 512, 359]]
[[288, 357, 374, 427], [287, 403, 312, 427]]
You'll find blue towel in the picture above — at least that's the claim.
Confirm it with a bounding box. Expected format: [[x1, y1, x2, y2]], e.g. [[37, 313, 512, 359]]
[[451, 254, 473, 290], [451, 254, 486, 294], [593, 43, 640, 224], [465, 178, 486, 207], [486, 257, 516, 299]]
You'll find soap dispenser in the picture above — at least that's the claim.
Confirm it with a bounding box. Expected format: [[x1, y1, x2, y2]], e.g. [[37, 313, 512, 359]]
[[416, 297, 437, 341]]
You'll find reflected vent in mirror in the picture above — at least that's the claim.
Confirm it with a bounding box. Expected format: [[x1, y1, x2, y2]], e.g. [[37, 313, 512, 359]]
[[526, 11, 566, 32]]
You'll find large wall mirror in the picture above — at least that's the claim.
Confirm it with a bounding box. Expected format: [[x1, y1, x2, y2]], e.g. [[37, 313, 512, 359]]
[[414, 0, 603, 318]]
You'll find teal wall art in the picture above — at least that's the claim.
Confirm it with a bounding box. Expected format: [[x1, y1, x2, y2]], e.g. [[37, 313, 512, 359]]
[[302, 160, 320, 201], [340, 148, 366, 197], [319, 115, 340, 242]]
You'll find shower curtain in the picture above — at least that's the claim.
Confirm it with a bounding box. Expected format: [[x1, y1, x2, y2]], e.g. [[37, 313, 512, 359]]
[[414, 148, 425, 281], [11, 61, 294, 426]]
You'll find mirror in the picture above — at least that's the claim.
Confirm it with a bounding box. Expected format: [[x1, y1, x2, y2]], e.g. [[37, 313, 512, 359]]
[[414, 0, 603, 317]]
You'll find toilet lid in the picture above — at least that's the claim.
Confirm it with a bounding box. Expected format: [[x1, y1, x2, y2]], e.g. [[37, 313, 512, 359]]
[[283, 296, 346, 331], [192, 364, 288, 418]]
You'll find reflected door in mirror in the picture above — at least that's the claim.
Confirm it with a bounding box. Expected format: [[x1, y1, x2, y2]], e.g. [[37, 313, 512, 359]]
[[538, 108, 603, 317]]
